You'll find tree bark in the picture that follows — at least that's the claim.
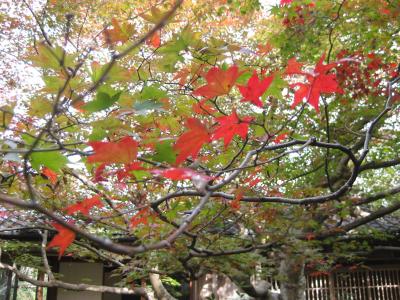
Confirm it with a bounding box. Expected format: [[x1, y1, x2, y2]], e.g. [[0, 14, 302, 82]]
[[278, 255, 306, 300], [149, 272, 176, 300]]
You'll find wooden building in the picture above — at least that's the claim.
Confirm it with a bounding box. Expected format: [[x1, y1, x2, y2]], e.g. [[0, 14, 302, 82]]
[[1, 212, 400, 300]]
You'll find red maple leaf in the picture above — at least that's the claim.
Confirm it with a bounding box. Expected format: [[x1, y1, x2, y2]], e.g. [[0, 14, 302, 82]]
[[211, 110, 253, 147], [174, 118, 210, 164], [47, 222, 76, 259], [93, 162, 145, 182], [288, 54, 343, 112], [65, 195, 103, 216], [93, 163, 107, 182], [130, 208, 150, 228], [244, 175, 261, 187], [42, 167, 58, 184], [238, 71, 274, 107], [116, 162, 145, 181], [280, 0, 293, 5], [151, 168, 212, 181], [87, 136, 138, 164], [193, 65, 242, 99], [273, 133, 288, 144]]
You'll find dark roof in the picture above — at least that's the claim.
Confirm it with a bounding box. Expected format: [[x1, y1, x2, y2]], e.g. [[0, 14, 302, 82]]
[[0, 208, 45, 240], [367, 214, 400, 232]]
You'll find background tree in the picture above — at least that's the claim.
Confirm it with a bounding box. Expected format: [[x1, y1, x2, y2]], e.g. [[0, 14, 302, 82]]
[[0, 0, 399, 299]]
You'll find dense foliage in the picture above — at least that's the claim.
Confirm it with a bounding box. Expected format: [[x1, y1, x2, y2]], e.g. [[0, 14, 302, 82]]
[[0, 0, 399, 299]]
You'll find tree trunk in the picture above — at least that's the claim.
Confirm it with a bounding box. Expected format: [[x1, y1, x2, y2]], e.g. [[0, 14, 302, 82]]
[[149, 272, 176, 300], [278, 255, 306, 300]]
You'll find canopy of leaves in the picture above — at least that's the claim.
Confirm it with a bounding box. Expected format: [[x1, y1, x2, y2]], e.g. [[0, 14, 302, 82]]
[[0, 0, 399, 297]]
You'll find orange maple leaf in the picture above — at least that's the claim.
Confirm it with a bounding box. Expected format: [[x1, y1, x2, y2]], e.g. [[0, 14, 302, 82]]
[[285, 58, 304, 75], [42, 167, 58, 185], [173, 67, 190, 86], [230, 188, 244, 210], [87, 137, 138, 164], [193, 65, 243, 99], [192, 99, 216, 115], [257, 42, 272, 55], [103, 18, 134, 44], [65, 195, 103, 216], [174, 64, 205, 86], [174, 118, 210, 164], [147, 31, 161, 48], [47, 222, 76, 259]]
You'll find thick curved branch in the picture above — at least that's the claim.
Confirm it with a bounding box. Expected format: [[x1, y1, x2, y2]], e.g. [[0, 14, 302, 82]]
[[317, 200, 400, 239], [354, 185, 400, 206], [320, 76, 399, 188], [359, 157, 400, 172], [0, 191, 211, 256], [149, 272, 177, 300], [0, 262, 148, 298], [190, 241, 278, 257], [190, 199, 400, 257]]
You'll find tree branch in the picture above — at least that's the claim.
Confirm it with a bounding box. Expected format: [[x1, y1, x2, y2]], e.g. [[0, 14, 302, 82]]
[[0, 262, 148, 297]]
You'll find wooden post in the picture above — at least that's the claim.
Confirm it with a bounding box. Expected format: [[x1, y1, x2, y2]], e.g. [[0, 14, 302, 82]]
[[328, 272, 336, 300], [35, 271, 45, 300], [189, 279, 198, 300]]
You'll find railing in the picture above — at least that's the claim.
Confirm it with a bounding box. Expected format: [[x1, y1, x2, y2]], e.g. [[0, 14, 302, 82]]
[[305, 266, 400, 300]]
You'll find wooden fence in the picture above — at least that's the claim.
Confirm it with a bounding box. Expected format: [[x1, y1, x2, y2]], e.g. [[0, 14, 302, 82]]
[[305, 266, 400, 300]]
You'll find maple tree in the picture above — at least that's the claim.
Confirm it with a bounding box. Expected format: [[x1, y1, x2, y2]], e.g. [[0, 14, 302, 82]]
[[0, 0, 399, 299]]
